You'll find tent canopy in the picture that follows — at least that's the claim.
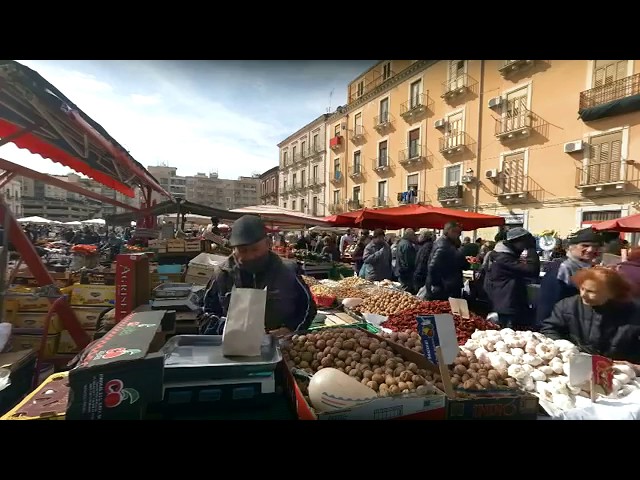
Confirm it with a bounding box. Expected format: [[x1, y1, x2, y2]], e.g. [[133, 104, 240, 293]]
[[591, 213, 640, 233], [346, 204, 506, 230], [106, 199, 245, 226], [230, 205, 330, 227], [0, 60, 169, 198], [17, 216, 52, 224]]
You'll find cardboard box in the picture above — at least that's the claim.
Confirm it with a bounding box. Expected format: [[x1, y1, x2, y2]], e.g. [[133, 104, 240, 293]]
[[58, 330, 96, 354], [13, 312, 62, 333], [66, 309, 175, 420], [283, 327, 447, 420], [115, 253, 150, 323], [10, 333, 59, 358], [0, 349, 37, 416], [2, 372, 69, 420], [71, 284, 116, 307], [72, 306, 111, 330]]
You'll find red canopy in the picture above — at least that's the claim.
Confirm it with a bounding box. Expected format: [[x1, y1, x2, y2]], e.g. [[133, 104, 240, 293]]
[[323, 210, 365, 228], [591, 213, 640, 233], [353, 204, 506, 230]]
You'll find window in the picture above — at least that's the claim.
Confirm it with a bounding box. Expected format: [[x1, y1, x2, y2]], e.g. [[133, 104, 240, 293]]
[[334, 158, 341, 174], [593, 60, 627, 88], [354, 112, 363, 135], [503, 86, 529, 132], [283, 202, 287, 209], [377, 181, 388, 206], [410, 80, 421, 108], [445, 164, 462, 186], [300, 170, 305, 188], [444, 111, 464, 149], [334, 125, 340, 137], [292, 200, 297, 211], [312, 196, 318, 216], [292, 145, 297, 160], [352, 186, 361, 204], [283, 178, 288, 191], [407, 173, 419, 191], [379, 98, 389, 123], [283, 151, 288, 165], [382, 62, 392, 81], [312, 133, 319, 151], [586, 131, 623, 184], [357, 81, 364, 97], [333, 190, 341, 205], [501, 152, 526, 193], [583, 210, 620, 222], [292, 173, 297, 187], [301, 140, 306, 156], [378, 141, 388, 167], [408, 129, 420, 158], [312, 165, 318, 183], [300, 199, 305, 212], [353, 151, 361, 173], [447, 60, 466, 91]]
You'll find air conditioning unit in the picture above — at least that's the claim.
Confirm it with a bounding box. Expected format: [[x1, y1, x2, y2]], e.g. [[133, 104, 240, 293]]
[[564, 140, 585, 153], [485, 168, 499, 179], [488, 96, 503, 109], [434, 118, 447, 129], [461, 175, 475, 184]]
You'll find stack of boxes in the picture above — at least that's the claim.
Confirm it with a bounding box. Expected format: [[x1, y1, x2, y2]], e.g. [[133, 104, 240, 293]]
[[148, 238, 202, 254]]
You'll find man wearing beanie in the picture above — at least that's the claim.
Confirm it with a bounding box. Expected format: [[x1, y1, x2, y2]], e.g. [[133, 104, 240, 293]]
[[535, 227, 603, 324]]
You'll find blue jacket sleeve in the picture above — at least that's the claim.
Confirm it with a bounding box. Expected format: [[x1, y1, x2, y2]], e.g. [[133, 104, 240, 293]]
[[285, 273, 317, 332], [202, 272, 225, 317]]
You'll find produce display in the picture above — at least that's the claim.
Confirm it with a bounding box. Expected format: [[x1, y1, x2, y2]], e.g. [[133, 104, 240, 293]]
[[336, 276, 372, 288], [294, 250, 329, 264], [282, 328, 445, 396], [302, 275, 319, 287], [463, 329, 640, 411], [379, 300, 498, 345], [351, 290, 425, 316], [310, 284, 369, 300]]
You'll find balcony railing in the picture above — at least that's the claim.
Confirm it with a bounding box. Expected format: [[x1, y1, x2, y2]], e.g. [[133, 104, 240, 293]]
[[437, 184, 464, 202], [328, 203, 345, 214], [441, 74, 476, 99], [330, 170, 343, 184], [498, 60, 534, 76], [575, 160, 626, 189], [330, 135, 343, 150], [400, 93, 428, 118], [293, 153, 305, 164], [373, 112, 394, 131], [348, 163, 364, 178], [495, 108, 546, 140], [347, 199, 363, 210], [371, 196, 390, 208], [494, 174, 531, 201], [308, 176, 322, 188], [348, 69, 396, 103], [399, 145, 429, 165], [350, 125, 366, 141], [579, 73, 640, 110], [308, 143, 324, 158], [396, 190, 425, 205], [439, 132, 469, 154], [371, 156, 392, 172], [294, 181, 307, 190]]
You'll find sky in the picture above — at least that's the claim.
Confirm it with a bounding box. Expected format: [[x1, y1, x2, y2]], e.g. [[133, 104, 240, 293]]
[[2, 60, 375, 179]]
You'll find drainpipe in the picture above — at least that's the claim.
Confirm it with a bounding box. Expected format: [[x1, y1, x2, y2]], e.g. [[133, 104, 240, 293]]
[[473, 60, 486, 239], [343, 112, 349, 210]]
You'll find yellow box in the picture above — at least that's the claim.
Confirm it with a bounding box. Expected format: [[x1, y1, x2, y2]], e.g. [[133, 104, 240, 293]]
[[1, 372, 68, 420], [71, 284, 115, 307], [58, 330, 95, 354], [72, 306, 110, 330], [6, 287, 51, 310], [13, 312, 62, 333], [10, 333, 59, 358]]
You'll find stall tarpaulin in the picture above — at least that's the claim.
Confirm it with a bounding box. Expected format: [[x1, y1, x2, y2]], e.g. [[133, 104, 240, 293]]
[[591, 212, 640, 233], [352, 204, 506, 230], [322, 210, 366, 228], [229, 205, 331, 227]]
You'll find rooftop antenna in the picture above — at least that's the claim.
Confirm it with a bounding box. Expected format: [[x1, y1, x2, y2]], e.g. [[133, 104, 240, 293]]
[[326, 88, 334, 113]]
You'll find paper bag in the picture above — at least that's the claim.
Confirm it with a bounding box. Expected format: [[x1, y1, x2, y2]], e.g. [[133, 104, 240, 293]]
[[222, 286, 267, 357]]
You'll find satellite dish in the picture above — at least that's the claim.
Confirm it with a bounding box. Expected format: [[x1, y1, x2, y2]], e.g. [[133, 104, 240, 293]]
[[539, 235, 557, 252]]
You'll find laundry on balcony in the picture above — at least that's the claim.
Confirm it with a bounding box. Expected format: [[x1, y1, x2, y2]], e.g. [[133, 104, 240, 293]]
[[397, 190, 417, 204]]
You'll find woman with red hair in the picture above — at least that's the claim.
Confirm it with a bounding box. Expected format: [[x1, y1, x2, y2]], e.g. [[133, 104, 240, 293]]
[[540, 267, 640, 365], [617, 247, 640, 294]]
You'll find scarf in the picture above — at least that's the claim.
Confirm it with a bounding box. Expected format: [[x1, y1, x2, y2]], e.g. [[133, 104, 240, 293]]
[[557, 253, 592, 286]]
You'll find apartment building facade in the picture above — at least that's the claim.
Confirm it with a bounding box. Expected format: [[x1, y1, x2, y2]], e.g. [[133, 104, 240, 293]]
[[184, 172, 259, 210], [326, 60, 640, 236], [259, 166, 279, 205], [278, 113, 330, 217], [1, 176, 22, 218]]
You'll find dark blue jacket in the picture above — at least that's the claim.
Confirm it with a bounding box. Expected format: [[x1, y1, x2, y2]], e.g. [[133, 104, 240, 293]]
[[202, 252, 316, 332], [535, 260, 579, 325]]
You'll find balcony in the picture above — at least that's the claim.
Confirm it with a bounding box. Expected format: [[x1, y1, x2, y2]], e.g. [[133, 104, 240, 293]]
[[400, 93, 429, 120], [330, 135, 343, 151], [371, 156, 393, 174], [371, 196, 390, 208], [347, 199, 363, 211], [330, 170, 344, 184], [579, 73, 640, 122], [350, 125, 366, 142], [439, 132, 469, 155], [499, 60, 535, 77], [373, 112, 395, 132], [308, 176, 323, 189], [295, 181, 307, 191], [441, 74, 477, 102], [396, 190, 425, 205], [308, 143, 324, 160], [348, 69, 397, 104], [493, 174, 532, 203], [437, 184, 464, 206], [398, 145, 430, 166], [293, 153, 305, 165], [328, 203, 345, 214], [348, 163, 364, 179], [575, 160, 640, 195], [494, 108, 546, 142]]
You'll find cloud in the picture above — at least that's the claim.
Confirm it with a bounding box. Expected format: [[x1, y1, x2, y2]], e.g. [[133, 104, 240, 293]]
[[130, 93, 161, 106]]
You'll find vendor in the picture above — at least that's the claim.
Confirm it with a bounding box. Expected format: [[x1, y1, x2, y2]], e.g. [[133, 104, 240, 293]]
[[202, 215, 316, 337], [535, 228, 603, 325], [540, 267, 640, 365]]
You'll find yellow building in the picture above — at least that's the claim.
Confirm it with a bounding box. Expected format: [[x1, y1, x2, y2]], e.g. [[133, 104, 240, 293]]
[[325, 60, 640, 239]]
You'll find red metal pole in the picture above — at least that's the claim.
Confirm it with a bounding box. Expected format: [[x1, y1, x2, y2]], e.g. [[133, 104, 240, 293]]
[[0, 203, 90, 348]]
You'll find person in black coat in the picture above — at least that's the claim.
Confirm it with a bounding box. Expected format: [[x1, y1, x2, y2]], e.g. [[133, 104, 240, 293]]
[[414, 232, 434, 289], [540, 267, 640, 366], [426, 222, 468, 300], [396, 228, 418, 293], [535, 228, 603, 326], [483, 227, 540, 327]]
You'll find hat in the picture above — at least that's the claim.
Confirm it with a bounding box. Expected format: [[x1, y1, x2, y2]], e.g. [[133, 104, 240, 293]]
[[506, 227, 530, 241], [229, 215, 267, 247], [567, 227, 603, 245]]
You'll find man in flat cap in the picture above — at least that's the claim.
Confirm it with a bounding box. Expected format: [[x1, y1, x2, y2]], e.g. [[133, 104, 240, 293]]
[[202, 215, 317, 337], [536, 227, 603, 325]]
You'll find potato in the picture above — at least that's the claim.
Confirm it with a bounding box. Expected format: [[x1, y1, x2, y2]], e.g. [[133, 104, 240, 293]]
[[351, 361, 357, 368], [386, 359, 397, 370], [345, 366, 352, 373], [416, 385, 430, 395], [463, 379, 477, 390], [389, 385, 401, 394], [299, 361, 309, 368], [435, 382, 444, 391], [478, 369, 488, 377], [479, 378, 491, 389], [385, 368, 394, 376], [320, 357, 332, 367], [335, 360, 345, 369], [361, 377, 369, 385], [370, 354, 380, 365], [385, 375, 396, 386], [351, 352, 361, 362], [311, 360, 320, 370], [450, 377, 460, 387], [366, 381, 379, 391], [398, 371, 412, 382], [361, 349, 372, 359], [348, 369, 360, 378], [380, 341, 388, 348], [342, 340, 355, 350], [373, 367, 383, 375], [397, 381, 408, 391], [393, 366, 404, 377], [378, 384, 390, 397]]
